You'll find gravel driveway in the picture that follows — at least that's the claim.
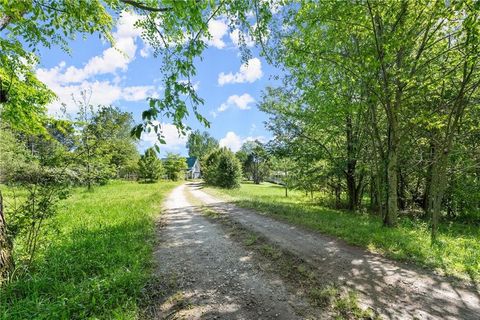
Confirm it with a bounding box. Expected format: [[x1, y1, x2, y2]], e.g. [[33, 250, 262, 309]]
[[151, 184, 308, 319]]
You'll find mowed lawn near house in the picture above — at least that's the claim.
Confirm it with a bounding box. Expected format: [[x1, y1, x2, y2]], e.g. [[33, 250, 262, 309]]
[[0, 180, 179, 319], [204, 182, 480, 282]]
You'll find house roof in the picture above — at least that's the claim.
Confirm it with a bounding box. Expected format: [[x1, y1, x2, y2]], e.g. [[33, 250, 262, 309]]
[[186, 156, 197, 170]]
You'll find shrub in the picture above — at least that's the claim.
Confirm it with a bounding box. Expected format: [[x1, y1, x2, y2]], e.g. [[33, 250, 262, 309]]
[[138, 148, 164, 182], [203, 148, 242, 189], [202, 148, 222, 185]]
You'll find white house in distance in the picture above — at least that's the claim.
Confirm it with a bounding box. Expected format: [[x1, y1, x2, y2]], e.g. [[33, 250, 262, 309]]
[[186, 157, 201, 179]]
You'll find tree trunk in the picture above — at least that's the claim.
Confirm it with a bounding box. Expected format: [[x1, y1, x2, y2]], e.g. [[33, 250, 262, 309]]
[[398, 168, 406, 211], [368, 104, 386, 218], [427, 148, 448, 242], [0, 191, 14, 283], [345, 114, 358, 211], [86, 147, 92, 190], [253, 161, 260, 184], [384, 44, 403, 226], [334, 182, 341, 209], [346, 173, 358, 211], [384, 116, 398, 227], [423, 143, 435, 212], [369, 176, 375, 209]]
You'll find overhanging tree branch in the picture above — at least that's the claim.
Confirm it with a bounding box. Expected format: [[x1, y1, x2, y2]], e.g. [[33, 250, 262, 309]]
[[120, 0, 172, 12]]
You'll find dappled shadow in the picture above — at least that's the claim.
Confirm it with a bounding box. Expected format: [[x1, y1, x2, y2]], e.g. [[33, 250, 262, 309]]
[[149, 187, 301, 319], [188, 186, 480, 320], [188, 181, 206, 190]]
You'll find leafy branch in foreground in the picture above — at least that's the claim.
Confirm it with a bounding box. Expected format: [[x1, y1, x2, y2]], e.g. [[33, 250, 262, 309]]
[[1, 1, 276, 146]]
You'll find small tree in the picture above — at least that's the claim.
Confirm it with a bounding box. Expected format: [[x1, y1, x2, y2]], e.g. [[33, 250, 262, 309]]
[[163, 153, 187, 181], [203, 148, 223, 185], [204, 148, 242, 189], [238, 140, 270, 183], [271, 157, 295, 197], [138, 148, 163, 182], [8, 167, 71, 265], [0, 191, 13, 283]]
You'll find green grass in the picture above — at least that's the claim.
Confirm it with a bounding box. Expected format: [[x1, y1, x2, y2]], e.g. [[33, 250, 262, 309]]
[[204, 182, 480, 281], [0, 180, 179, 319]]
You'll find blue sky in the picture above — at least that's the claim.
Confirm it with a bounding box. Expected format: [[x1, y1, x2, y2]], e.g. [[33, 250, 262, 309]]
[[35, 12, 279, 156]]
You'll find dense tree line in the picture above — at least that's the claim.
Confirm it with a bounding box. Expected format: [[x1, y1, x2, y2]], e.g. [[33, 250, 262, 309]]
[[259, 1, 480, 240]]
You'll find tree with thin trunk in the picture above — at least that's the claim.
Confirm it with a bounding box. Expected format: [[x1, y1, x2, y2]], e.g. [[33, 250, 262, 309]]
[[0, 191, 14, 283]]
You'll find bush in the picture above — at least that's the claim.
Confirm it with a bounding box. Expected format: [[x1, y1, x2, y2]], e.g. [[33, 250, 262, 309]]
[[138, 148, 163, 182], [203, 149, 222, 185], [203, 148, 242, 189]]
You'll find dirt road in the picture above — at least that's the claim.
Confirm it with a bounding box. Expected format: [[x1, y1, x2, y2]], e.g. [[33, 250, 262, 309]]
[[185, 183, 480, 320], [150, 184, 310, 319]]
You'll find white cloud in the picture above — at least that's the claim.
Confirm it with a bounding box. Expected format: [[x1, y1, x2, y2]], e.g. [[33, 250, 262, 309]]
[[115, 11, 143, 39], [249, 123, 257, 135], [218, 93, 255, 112], [43, 80, 122, 114], [178, 79, 200, 91], [140, 45, 152, 58], [207, 19, 229, 49], [245, 135, 268, 144], [35, 11, 160, 115], [268, 0, 283, 14], [229, 29, 255, 48], [122, 85, 157, 101], [140, 122, 188, 153], [218, 58, 263, 86], [219, 131, 268, 152], [38, 12, 143, 85], [219, 131, 243, 152], [44, 81, 159, 115]]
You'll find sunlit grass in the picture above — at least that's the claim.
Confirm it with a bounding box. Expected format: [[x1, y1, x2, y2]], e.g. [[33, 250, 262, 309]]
[[205, 182, 480, 281], [0, 180, 179, 319]]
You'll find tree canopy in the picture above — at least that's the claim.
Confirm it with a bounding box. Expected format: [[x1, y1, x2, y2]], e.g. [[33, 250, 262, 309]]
[[0, 0, 274, 143], [260, 0, 480, 239], [163, 153, 187, 181], [186, 130, 219, 159]]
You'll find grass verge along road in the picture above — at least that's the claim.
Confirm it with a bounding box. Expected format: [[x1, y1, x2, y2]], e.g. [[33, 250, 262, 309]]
[[1, 181, 178, 319]]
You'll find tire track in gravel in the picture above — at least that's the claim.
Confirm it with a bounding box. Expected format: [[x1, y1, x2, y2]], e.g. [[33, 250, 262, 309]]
[[186, 183, 480, 320], [150, 184, 310, 319]]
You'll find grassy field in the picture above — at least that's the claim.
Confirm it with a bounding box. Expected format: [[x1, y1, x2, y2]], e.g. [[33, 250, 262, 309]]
[[0, 180, 178, 319], [205, 182, 480, 281]]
